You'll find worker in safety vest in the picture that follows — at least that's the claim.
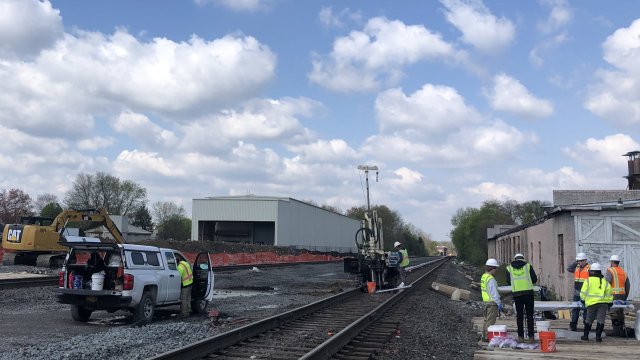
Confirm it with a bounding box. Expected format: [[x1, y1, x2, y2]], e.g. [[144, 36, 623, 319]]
[[481, 258, 502, 342], [394, 241, 409, 287], [177, 257, 194, 317], [580, 263, 613, 342], [567, 252, 590, 331], [506, 253, 538, 343], [605, 254, 630, 336]]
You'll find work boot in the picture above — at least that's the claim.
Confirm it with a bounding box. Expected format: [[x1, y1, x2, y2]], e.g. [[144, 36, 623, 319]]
[[517, 336, 524, 343], [569, 322, 577, 331], [581, 322, 592, 341], [596, 323, 604, 342], [528, 337, 535, 344]]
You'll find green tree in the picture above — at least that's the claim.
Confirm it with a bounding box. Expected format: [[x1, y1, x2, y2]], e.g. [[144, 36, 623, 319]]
[[0, 188, 33, 223], [64, 172, 147, 215], [41, 202, 63, 220], [450, 200, 514, 266], [34, 193, 59, 215], [131, 205, 154, 232], [157, 215, 191, 241]]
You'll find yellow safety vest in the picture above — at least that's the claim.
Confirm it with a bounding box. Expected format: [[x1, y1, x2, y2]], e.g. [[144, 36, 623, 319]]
[[399, 249, 409, 267], [607, 266, 627, 295], [178, 261, 193, 287], [507, 263, 533, 292], [580, 276, 613, 307], [481, 273, 496, 303]]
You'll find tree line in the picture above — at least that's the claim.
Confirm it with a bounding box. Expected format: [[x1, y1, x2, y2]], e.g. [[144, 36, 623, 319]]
[[450, 199, 551, 266], [0, 172, 190, 241]]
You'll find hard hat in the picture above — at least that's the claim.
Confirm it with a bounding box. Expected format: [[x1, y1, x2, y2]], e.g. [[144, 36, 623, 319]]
[[610, 254, 620, 262], [576, 252, 587, 261], [394, 241, 401, 247], [590, 263, 602, 271], [486, 258, 499, 267], [514, 253, 525, 260]]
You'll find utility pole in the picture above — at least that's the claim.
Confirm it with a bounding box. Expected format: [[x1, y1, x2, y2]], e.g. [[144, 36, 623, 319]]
[[357, 165, 378, 212]]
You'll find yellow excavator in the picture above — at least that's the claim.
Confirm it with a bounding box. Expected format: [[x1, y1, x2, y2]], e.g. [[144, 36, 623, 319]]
[[2, 208, 124, 267]]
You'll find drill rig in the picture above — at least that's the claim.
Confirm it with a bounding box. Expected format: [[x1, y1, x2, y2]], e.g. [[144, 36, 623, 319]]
[[344, 165, 401, 290]]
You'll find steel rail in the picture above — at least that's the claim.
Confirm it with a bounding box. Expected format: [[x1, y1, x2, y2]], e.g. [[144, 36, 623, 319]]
[[0, 275, 59, 290], [148, 257, 446, 360], [299, 257, 450, 359]]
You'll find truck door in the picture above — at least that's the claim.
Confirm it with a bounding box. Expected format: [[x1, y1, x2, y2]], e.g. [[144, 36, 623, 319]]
[[191, 252, 212, 300], [163, 251, 182, 302]]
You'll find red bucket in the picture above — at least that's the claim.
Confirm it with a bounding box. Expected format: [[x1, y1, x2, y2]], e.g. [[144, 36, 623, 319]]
[[539, 331, 556, 352], [366, 281, 376, 294]]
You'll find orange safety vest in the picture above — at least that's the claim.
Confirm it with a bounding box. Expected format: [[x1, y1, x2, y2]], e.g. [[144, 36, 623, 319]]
[[574, 264, 590, 283], [607, 266, 627, 295]]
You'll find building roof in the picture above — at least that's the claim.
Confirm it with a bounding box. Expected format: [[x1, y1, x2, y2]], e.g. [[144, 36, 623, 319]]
[[195, 195, 349, 217]]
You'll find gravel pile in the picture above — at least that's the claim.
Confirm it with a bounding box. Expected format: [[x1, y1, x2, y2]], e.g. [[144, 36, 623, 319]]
[[377, 260, 483, 360]]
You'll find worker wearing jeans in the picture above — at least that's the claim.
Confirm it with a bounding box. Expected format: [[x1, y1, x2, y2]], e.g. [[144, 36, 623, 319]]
[[481, 258, 502, 342], [506, 253, 538, 343], [567, 252, 590, 331], [178, 259, 194, 317]]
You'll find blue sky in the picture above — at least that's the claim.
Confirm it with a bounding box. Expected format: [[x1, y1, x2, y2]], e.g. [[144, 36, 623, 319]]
[[1, 0, 639, 243]]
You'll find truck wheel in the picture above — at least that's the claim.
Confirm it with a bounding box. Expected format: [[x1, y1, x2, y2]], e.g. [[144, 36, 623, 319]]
[[133, 291, 155, 325], [70, 305, 92, 322], [191, 299, 208, 314]]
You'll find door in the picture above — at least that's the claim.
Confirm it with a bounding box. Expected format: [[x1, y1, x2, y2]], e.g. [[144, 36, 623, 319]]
[[163, 251, 182, 302], [191, 252, 212, 300]]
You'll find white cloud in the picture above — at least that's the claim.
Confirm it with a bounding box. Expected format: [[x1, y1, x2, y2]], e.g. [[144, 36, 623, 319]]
[[77, 136, 116, 151], [0, 0, 63, 59], [537, 0, 572, 33], [309, 17, 469, 92], [440, 0, 515, 52], [114, 150, 184, 178], [529, 31, 569, 67], [287, 139, 359, 163], [375, 84, 481, 137], [194, 0, 270, 12], [563, 134, 640, 169], [111, 111, 178, 148], [585, 19, 640, 127], [488, 73, 554, 119], [318, 7, 362, 28]]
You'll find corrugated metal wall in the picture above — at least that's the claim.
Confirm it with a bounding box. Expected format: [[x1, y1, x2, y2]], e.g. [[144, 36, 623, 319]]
[[192, 197, 359, 252]]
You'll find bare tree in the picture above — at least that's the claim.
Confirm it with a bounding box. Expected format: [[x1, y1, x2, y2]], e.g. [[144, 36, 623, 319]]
[[151, 201, 186, 225], [0, 188, 33, 223], [33, 193, 59, 215], [64, 172, 147, 215]]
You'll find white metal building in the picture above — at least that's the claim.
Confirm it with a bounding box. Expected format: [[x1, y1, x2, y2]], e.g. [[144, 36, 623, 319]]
[[192, 196, 360, 253]]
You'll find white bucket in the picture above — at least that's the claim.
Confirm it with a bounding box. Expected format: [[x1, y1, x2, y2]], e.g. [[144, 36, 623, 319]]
[[91, 272, 105, 291], [537, 321, 551, 332]]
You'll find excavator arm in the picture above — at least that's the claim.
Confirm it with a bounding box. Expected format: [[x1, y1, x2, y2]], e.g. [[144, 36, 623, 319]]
[[52, 208, 125, 244]]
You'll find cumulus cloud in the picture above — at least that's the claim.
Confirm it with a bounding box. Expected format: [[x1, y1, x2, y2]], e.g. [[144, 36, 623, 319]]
[[537, 0, 572, 33], [440, 0, 515, 52], [585, 19, 640, 127], [309, 17, 469, 92], [375, 84, 481, 137], [318, 7, 362, 28], [286, 139, 359, 163], [111, 111, 179, 149], [0, 21, 276, 138], [77, 136, 116, 151], [563, 134, 640, 169], [0, 0, 63, 59], [488, 73, 554, 119]]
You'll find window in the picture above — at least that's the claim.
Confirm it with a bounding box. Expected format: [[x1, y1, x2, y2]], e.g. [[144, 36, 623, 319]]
[[165, 251, 177, 270], [558, 234, 564, 274], [131, 252, 144, 265], [146, 252, 160, 266]]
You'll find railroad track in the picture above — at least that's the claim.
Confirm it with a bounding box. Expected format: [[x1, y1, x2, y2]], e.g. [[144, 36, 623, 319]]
[[149, 257, 449, 360], [0, 275, 59, 290]]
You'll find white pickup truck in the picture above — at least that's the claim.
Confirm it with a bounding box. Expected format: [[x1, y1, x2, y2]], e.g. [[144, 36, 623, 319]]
[[54, 239, 214, 324]]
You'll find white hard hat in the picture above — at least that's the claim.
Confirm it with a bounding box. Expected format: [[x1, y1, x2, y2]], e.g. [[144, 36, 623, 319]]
[[610, 255, 620, 262], [394, 241, 401, 247], [590, 263, 602, 271], [576, 252, 587, 261], [514, 253, 525, 260], [486, 258, 499, 267]]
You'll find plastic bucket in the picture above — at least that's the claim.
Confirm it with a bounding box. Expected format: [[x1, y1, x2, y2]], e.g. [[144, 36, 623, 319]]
[[487, 325, 507, 341], [539, 331, 556, 353], [91, 273, 105, 291], [367, 281, 376, 294], [537, 321, 551, 332]]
